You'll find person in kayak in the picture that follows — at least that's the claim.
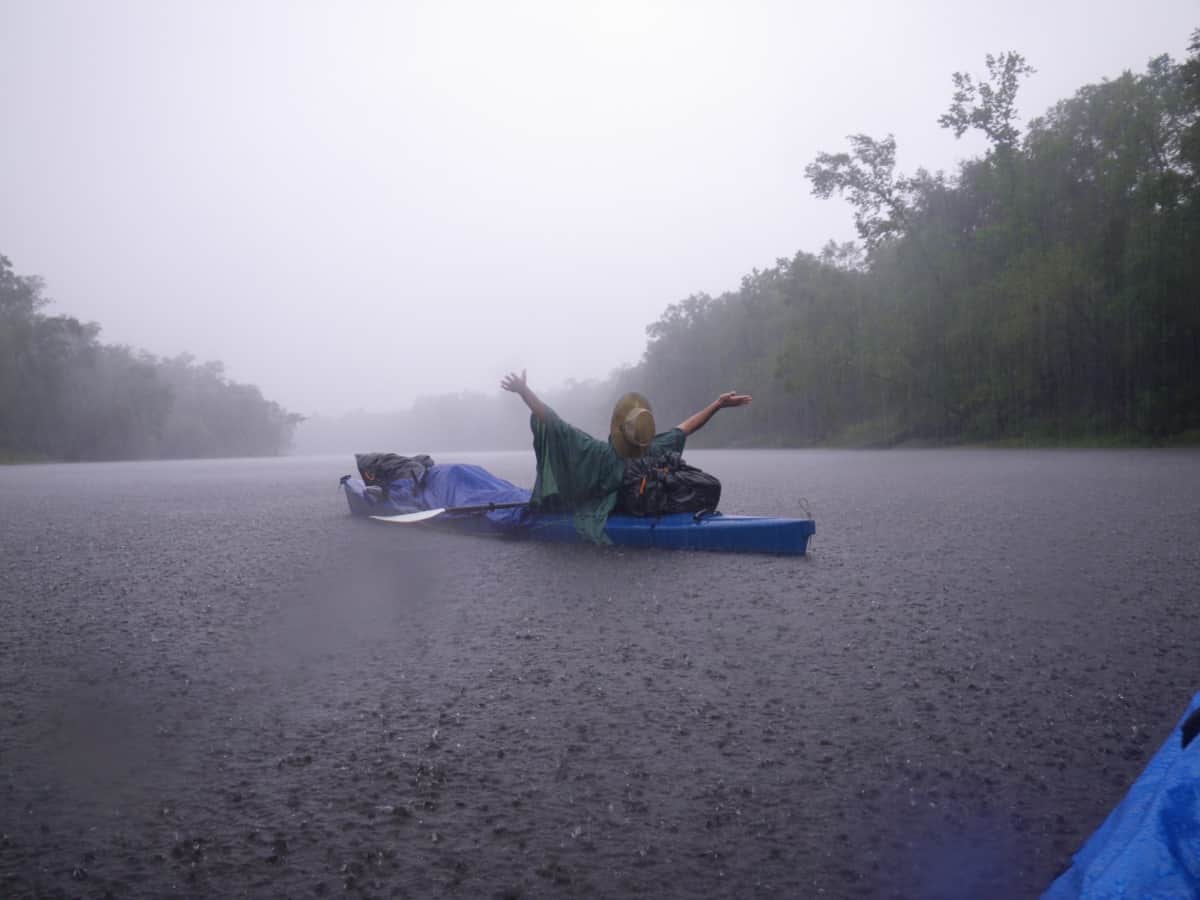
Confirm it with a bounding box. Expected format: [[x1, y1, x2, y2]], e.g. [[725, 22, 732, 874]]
[[500, 369, 751, 543]]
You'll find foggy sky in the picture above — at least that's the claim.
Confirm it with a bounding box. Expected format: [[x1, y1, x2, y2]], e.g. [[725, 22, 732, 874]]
[[2, 0, 1195, 416]]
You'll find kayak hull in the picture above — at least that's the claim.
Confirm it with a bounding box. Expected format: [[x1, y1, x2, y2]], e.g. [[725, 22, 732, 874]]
[[341, 471, 814, 555], [523, 510, 814, 554]]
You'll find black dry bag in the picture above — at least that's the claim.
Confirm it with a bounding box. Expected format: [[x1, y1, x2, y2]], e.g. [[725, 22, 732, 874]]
[[619, 451, 721, 517], [355, 453, 435, 498]]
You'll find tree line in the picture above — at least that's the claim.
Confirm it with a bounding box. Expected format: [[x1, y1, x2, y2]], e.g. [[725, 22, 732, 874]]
[[636, 36, 1200, 446], [0, 256, 303, 461], [310, 33, 1197, 453]]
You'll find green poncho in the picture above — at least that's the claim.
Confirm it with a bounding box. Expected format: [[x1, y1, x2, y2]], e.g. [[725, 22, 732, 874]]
[[529, 409, 686, 544]]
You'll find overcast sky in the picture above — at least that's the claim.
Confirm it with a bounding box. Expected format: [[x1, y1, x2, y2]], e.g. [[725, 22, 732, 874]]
[[2, 1, 1195, 415]]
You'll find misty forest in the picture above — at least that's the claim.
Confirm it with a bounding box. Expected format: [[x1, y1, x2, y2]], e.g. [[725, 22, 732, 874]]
[[0, 257, 303, 461], [5, 35, 1200, 461], [642, 38, 1200, 449]]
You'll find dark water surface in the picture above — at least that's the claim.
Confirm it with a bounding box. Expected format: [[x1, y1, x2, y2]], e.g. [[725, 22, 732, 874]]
[[2, 450, 1199, 899]]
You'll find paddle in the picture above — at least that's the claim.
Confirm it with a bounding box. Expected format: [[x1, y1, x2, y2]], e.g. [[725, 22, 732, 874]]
[[370, 500, 530, 524]]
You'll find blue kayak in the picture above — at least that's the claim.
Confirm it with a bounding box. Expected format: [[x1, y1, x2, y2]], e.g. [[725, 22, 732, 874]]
[[341, 463, 814, 555], [1042, 690, 1200, 898]]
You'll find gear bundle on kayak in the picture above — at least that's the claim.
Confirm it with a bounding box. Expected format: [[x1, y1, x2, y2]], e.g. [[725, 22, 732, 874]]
[[340, 453, 814, 555]]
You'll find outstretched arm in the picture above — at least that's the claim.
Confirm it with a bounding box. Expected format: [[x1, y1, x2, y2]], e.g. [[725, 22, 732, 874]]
[[501, 369, 551, 423], [678, 391, 752, 436]]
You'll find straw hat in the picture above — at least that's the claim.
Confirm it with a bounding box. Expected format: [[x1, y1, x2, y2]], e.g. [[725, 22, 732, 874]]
[[610, 392, 656, 459]]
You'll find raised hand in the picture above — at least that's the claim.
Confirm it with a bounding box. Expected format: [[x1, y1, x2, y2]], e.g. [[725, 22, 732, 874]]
[[717, 391, 752, 408], [501, 370, 550, 422], [501, 370, 528, 395]]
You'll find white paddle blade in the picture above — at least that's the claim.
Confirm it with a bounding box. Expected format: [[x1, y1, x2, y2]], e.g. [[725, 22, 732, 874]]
[[370, 508, 447, 524]]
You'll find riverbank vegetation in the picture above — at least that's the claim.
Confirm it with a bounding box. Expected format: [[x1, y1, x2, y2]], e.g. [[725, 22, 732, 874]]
[[0, 256, 303, 461], [677, 39, 1200, 447], [303, 34, 1200, 453]]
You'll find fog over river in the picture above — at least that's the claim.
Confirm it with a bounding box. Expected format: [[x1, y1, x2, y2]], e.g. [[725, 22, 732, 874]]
[[2, 449, 1199, 898]]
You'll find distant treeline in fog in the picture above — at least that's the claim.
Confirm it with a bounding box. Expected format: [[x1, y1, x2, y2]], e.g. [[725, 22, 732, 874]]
[[0, 256, 302, 461], [304, 36, 1200, 454], [297, 378, 639, 454]]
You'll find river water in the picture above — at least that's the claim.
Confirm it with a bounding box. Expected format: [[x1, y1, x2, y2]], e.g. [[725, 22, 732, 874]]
[[2, 449, 1198, 898]]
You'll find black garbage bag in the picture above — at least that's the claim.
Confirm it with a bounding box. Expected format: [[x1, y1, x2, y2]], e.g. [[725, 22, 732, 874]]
[[355, 453, 434, 497], [618, 451, 721, 516]]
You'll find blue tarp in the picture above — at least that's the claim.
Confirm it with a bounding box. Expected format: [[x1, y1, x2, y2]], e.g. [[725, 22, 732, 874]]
[[1043, 690, 1200, 898], [345, 463, 533, 532]]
